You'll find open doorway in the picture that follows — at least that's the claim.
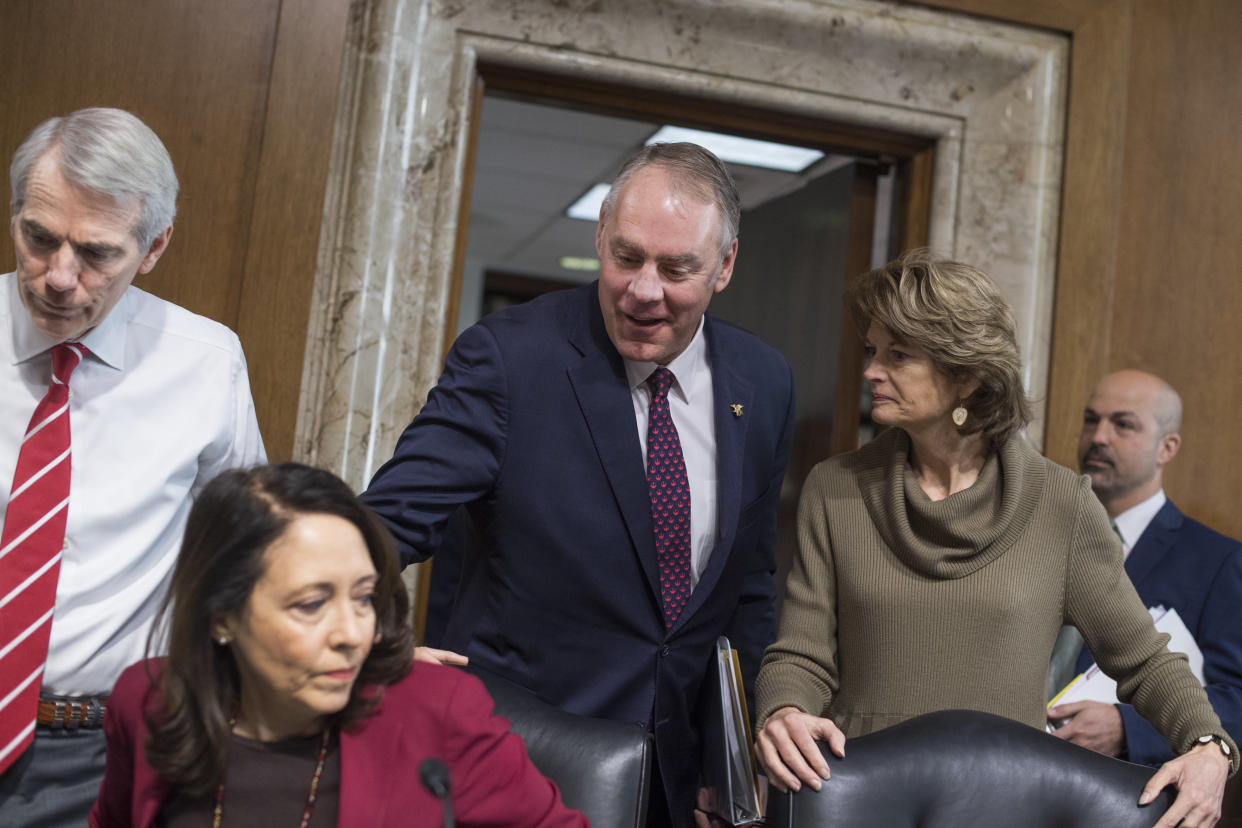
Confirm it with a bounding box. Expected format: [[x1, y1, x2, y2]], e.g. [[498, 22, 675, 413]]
[[421, 66, 934, 641]]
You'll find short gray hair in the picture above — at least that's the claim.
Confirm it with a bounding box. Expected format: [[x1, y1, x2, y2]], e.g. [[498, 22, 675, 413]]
[[600, 142, 740, 259], [10, 107, 178, 249]]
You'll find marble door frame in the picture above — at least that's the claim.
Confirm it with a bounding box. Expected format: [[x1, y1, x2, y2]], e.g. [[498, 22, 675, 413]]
[[298, 0, 1068, 486]]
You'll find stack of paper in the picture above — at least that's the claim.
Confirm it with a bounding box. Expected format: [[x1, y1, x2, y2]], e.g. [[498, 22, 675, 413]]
[[1049, 606, 1203, 709]]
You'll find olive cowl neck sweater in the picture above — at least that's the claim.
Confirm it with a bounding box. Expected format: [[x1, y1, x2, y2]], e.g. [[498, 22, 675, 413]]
[[755, 427, 1237, 771]]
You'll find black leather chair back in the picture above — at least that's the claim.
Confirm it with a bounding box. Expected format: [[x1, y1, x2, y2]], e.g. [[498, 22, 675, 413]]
[[467, 664, 653, 828], [765, 709, 1175, 828]]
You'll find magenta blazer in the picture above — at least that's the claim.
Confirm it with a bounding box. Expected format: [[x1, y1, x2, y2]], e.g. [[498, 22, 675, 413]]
[[89, 659, 587, 828]]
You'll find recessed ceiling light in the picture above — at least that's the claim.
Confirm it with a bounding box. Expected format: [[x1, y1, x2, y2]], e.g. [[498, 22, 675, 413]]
[[560, 256, 600, 271], [566, 183, 612, 221], [645, 125, 824, 172]]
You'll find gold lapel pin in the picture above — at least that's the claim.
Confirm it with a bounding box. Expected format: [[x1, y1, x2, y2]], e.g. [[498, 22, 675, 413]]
[[730, 403, 744, 418]]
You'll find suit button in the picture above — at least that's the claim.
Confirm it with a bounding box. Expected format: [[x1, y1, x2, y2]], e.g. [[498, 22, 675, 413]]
[[660, 646, 670, 657]]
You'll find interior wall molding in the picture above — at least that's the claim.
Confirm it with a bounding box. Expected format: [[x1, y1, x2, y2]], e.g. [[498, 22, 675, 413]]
[[297, 0, 1068, 488]]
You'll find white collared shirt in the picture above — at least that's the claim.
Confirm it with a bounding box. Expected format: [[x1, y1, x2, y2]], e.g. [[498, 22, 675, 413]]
[[625, 319, 718, 589], [1, 274, 265, 694], [1113, 489, 1168, 559]]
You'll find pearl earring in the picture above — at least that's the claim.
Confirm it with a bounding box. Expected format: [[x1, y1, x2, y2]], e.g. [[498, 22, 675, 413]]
[[952, 405, 968, 427], [216, 635, 229, 646]]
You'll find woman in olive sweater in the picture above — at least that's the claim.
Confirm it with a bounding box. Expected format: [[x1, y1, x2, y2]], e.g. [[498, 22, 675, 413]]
[[754, 250, 1235, 828]]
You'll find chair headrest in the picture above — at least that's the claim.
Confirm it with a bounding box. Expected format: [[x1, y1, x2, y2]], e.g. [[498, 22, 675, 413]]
[[765, 709, 1174, 828], [465, 664, 653, 828]]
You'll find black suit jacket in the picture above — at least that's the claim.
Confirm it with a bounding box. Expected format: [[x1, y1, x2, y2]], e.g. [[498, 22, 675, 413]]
[[1074, 500, 1242, 765], [363, 283, 794, 825]]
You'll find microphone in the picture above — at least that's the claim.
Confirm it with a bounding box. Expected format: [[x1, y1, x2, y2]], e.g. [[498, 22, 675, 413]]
[[419, 758, 454, 828]]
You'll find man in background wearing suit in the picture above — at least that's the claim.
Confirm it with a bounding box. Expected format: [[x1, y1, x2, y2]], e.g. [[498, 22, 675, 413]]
[[363, 142, 794, 827], [1049, 370, 1241, 765]]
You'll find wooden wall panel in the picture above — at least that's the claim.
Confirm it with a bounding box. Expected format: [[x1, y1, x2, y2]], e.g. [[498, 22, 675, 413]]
[[235, 0, 353, 461], [0, 0, 349, 460], [1037, 1, 1132, 470], [922, 0, 1242, 543], [1109, 0, 1242, 535], [0, 0, 281, 327]]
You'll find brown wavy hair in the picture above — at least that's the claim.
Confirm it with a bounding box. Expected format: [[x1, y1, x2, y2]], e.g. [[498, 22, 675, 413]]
[[846, 249, 1032, 447], [143, 463, 414, 795]]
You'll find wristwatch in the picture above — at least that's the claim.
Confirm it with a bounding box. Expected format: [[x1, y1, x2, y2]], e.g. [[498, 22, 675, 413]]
[[1195, 734, 1233, 759]]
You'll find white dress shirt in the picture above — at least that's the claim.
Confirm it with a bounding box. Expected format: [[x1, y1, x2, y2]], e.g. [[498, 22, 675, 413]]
[[1, 274, 265, 695], [625, 318, 718, 588], [1113, 489, 1167, 560]]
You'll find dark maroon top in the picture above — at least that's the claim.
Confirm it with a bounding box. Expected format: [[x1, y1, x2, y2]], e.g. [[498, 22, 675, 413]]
[[157, 731, 341, 827]]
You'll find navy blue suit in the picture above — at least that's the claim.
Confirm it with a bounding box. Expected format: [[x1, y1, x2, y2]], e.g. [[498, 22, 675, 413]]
[[1074, 500, 1242, 766], [363, 283, 794, 825]]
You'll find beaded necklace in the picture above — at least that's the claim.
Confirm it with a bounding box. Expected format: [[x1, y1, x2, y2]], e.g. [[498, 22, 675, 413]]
[[212, 725, 331, 828]]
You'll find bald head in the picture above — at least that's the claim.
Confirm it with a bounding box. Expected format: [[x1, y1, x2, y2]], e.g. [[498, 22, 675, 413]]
[[1115, 370, 1182, 431], [1077, 370, 1183, 517]]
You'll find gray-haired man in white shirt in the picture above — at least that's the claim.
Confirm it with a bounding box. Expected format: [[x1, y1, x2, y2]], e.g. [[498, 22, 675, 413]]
[[0, 108, 265, 826]]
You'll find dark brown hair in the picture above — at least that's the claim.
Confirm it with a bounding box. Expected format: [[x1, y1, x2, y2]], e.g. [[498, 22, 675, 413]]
[[144, 463, 413, 795]]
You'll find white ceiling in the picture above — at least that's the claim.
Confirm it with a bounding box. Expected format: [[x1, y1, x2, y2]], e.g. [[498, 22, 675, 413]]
[[465, 94, 850, 284]]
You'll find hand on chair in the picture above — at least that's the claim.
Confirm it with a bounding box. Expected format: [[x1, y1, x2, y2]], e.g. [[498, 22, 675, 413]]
[[755, 706, 846, 793], [1144, 741, 1228, 828]]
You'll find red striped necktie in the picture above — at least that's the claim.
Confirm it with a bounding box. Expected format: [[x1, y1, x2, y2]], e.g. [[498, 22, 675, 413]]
[[0, 342, 86, 774], [646, 367, 692, 627]]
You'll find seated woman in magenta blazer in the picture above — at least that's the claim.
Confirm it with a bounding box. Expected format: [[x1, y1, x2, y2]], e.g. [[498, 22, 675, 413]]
[[90, 463, 585, 828]]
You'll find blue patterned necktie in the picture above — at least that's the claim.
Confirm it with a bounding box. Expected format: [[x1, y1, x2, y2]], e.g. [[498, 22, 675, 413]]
[[646, 367, 692, 627]]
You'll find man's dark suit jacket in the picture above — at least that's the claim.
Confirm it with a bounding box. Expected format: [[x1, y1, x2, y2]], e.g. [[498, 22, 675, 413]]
[[363, 283, 794, 826], [1074, 500, 1242, 766]]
